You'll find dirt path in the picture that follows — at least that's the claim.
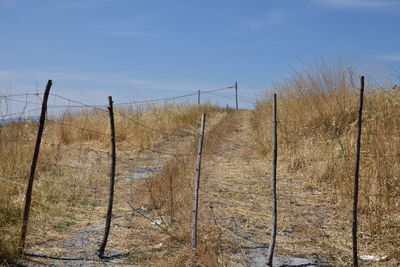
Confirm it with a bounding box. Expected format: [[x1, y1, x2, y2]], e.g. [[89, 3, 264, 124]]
[[20, 111, 327, 266], [20, 113, 224, 266], [202, 111, 271, 249], [201, 110, 327, 266]]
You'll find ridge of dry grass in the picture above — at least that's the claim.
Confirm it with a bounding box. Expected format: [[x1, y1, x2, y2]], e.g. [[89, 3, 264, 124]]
[[250, 60, 400, 265], [0, 102, 222, 264]]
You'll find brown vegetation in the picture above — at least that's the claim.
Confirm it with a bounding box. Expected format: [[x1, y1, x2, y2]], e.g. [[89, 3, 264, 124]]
[[1, 60, 399, 266], [0, 102, 222, 264], [250, 60, 399, 265]]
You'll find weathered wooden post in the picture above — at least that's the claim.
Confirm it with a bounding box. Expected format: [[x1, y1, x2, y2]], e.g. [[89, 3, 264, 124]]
[[98, 96, 116, 258], [235, 81, 238, 110], [266, 93, 278, 266], [198, 90, 201, 105], [191, 113, 206, 251], [20, 80, 52, 254], [352, 76, 364, 267]]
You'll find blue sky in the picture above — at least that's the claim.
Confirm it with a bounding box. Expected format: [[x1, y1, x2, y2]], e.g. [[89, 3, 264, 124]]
[[0, 0, 399, 108]]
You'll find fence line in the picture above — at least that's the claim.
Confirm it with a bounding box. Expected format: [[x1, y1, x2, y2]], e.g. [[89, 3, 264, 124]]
[[49, 85, 235, 108], [46, 99, 195, 138], [0, 97, 43, 106], [1, 78, 398, 266]]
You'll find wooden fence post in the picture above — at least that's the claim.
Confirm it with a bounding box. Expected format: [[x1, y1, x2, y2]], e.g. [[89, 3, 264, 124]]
[[235, 82, 238, 110], [198, 90, 201, 106], [169, 169, 174, 224], [98, 96, 116, 258], [191, 113, 206, 251], [352, 76, 365, 267], [266, 93, 278, 266], [20, 80, 52, 254]]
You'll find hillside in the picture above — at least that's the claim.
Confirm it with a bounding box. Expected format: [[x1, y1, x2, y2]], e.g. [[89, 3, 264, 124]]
[[1, 77, 399, 266]]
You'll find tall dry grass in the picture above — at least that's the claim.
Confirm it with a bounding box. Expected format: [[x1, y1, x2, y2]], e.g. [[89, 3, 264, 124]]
[[0, 101, 221, 264], [251, 59, 399, 264], [129, 110, 239, 266]]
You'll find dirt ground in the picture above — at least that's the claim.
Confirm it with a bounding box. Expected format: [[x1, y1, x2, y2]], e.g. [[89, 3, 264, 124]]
[[19, 110, 391, 266]]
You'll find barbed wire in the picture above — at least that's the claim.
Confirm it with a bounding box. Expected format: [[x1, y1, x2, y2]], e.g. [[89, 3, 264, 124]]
[[3, 86, 240, 140], [0, 109, 41, 120], [49, 85, 234, 108], [2, 87, 399, 264], [202, 91, 255, 105], [0, 93, 41, 98], [114, 85, 236, 106], [112, 92, 199, 107], [48, 94, 196, 138], [112, 110, 195, 138], [41, 141, 110, 156], [41, 177, 110, 192], [0, 96, 43, 106], [364, 104, 400, 110], [40, 162, 108, 174], [46, 119, 109, 137]]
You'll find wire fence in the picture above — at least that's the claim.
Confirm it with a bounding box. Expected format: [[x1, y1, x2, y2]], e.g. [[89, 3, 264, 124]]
[[0, 82, 240, 260], [0, 80, 399, 266]]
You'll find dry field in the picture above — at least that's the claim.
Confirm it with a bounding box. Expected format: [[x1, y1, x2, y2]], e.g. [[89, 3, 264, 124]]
[[250, 61, 400, 265], [0, 102, 226, 265], [0, 62, 399, 266]]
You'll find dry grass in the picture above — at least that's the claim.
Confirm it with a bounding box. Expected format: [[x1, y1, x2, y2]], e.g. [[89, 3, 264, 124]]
[[2, 61, 398, 266], [125, 110, 239, 266], [0, 101, 222, 265], [250, 59, 400, 265]]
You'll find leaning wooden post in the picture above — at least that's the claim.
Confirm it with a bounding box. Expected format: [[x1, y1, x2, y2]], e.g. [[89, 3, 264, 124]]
[[191, 113, 206, 252], [266, 93, 278, 266], [20, 80, 52, 254], [352, 76, 364, 267], [98, 96, 116, 258]]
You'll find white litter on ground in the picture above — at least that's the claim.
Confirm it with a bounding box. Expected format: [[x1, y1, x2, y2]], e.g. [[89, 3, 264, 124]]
[[151, 220, 163, 225], [360, 255, 388, 261], [154, 243, 163, 248]]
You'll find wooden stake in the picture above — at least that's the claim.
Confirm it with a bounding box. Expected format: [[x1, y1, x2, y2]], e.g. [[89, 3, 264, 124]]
[[169, 168, 174, 224], [20, 80, 52, 254], [352, 76, 364, 267], [98, 96, 116, 258], [266, 93, 278, 266], [191, 113, 206, 251], [235, 82, 238, 110], [198, 90, 201, 105]]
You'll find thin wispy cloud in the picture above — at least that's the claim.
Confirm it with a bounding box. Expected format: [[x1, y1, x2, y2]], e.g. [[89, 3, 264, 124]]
[[0, 0, 15, 4], [101, 14, 164, 39], [0, 0, 18, 8], [376, 53, 400, 62], [6, 70, 150, 87], [2, 70, 135, 87], [0, 69, 221, 98], [0, 70, 13, 81], [106, 30, 162, 38], [316, 0, 399, 9], [44, 0, 110, 10], [240, 10, 285, 30]]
